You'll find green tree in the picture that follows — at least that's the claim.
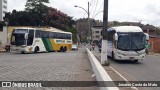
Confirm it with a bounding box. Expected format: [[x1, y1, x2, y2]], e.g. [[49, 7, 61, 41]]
[[25, 0, 49, 26], [25, 0, 49, 11]]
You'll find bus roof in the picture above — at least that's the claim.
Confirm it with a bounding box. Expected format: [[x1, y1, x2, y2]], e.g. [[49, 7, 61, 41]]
[[44, 27, 72, 34], [14, 27, 36, 30], [111, 26, 143, 32], [14, 27, 72, 34]]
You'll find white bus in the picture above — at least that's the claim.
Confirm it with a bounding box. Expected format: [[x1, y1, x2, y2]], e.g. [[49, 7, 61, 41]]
[[10, 27, 72, 53], [107, 26, 149, 62]]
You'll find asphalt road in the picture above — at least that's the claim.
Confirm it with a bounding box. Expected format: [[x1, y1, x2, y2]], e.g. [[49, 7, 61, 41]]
[[92, 46, 160, 90], [0, 49, 99, 90]]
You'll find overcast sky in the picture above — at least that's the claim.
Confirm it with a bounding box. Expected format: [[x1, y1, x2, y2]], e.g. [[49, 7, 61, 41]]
[[8, 0, 160, 26]]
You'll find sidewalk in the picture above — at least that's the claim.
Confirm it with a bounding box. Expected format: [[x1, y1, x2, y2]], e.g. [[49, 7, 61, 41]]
[[0, 46, 99, 90]]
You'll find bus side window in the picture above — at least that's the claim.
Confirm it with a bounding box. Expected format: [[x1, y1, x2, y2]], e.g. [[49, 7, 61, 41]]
[[54, 32, 57, 39], [66, 34, 71, 39], [58, 33, 63, 39], [35, 30, 40, 38], [69, 34, 71, 39], [42, 31, 48, 38], [39, 30, 43, 38], [62, 33, 65, 39], [65, 34, 68, 39], [49, 32, 53, 38]]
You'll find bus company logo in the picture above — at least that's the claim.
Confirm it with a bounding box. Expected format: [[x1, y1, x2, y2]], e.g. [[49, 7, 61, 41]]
[[2, 82, 12, 87]]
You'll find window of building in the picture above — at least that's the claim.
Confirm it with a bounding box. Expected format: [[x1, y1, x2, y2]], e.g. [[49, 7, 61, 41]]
[[95, 31, 99, 33], [3, 5, 7, 9], [3, 11, 6, 14], [3, 0, 7, 3], [95, 35, 99, 38]]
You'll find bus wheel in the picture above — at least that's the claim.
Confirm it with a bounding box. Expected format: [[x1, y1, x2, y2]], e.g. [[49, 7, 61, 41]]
[[34, 46, 39, 53], [60, 46, 63, 52], [63, 46, 67, 52], [112, 52, 116, 61]]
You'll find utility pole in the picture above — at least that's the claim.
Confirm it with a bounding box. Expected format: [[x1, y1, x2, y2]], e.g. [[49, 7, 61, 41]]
[[101, 0, 109, 65], [88, 2, 91, 44], [74, 2, 91, 44]]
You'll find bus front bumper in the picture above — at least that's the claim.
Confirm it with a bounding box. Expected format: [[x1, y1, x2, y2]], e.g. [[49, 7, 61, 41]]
[[10, 46, 33, 53], [115, 54, 145, 61]]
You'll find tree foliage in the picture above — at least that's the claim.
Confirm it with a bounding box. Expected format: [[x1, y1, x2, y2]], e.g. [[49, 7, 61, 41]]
[[25, 0, 49, 11], [3, 0, 75, 30], [2, 0, 78, 43]]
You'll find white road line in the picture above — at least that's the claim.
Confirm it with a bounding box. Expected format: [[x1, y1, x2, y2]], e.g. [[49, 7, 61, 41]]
[[110, 66, 139, 90]]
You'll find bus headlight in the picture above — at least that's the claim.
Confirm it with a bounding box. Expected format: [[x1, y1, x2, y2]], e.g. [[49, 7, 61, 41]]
[[117, 52, 125, 56], [139, 52, 145, 55], [21, 45, 27, 48]]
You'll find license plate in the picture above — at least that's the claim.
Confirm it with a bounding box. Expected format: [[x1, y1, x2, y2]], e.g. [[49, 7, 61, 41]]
[[129, 57, 134, 60]]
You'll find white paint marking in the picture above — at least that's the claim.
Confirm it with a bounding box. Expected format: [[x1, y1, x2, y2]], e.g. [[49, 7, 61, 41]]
[[110, 66, 139, 90]]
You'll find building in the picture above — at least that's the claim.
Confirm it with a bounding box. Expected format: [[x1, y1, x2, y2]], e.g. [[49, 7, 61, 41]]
[[91, 26, 102, 44], [0, 0, 7, 21]]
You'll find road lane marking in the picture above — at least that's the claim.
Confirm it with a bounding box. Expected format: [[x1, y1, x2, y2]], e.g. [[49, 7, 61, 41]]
[[110, 66, 139, 90], [93, 53, 139, 90]]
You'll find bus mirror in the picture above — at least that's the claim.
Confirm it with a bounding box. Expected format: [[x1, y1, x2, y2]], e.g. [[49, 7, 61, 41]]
[[25, 33, 28, 40], [145, 33, 149, 41], [114, 33, 118, 41]]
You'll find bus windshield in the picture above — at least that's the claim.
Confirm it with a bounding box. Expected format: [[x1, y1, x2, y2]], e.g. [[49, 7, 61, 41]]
[[11, 34, 26, 46], [117, 32, 146, 51]]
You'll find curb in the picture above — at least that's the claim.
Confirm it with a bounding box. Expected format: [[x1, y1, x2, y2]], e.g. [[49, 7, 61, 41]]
[[86, 48, 119, 90]]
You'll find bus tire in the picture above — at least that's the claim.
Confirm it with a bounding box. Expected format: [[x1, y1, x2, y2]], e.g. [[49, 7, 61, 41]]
[[63, 46, 67, 52], [34, 46, 39, 53], [112, 52, 116, 61], [60, 46, 63, 52]]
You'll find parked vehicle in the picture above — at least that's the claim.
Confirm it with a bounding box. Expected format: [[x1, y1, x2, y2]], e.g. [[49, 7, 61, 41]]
[[72, 44, 78, 50]]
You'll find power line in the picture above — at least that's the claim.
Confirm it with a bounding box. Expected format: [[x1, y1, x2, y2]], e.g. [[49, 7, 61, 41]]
[[97, 1, 103, 14], [92, 0, 103, 18], [92, 0, 98, 18], [90, 0, 95, 17]]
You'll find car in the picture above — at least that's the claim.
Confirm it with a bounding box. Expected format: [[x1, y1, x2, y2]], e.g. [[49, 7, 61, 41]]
[[72, 44, 78, 50]]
